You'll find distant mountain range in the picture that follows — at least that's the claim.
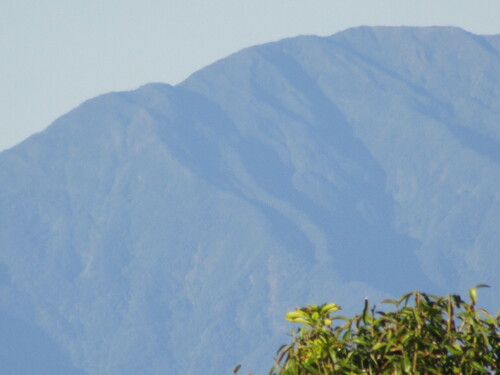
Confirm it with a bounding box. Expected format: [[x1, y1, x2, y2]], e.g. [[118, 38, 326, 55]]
[[0, 26, 499, 374]]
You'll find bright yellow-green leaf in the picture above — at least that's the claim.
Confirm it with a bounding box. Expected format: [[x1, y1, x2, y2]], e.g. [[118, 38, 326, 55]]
[[285, 311, 307, 323], [321, 303, 340, 314], [469, 287, 477, 304]]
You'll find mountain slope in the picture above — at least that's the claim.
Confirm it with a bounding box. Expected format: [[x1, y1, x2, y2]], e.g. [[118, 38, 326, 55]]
[[0, 26, 499, 374]]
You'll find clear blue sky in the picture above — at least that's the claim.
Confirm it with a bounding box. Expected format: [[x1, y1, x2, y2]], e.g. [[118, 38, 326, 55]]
[[1, 0, 499, 151]]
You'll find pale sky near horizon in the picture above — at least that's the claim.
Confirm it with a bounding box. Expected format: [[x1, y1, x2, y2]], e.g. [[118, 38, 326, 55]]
[[1, 0, 499, 151]]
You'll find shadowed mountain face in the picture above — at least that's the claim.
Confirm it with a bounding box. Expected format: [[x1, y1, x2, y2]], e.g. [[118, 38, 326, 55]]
[[0, 27, 498, 374]]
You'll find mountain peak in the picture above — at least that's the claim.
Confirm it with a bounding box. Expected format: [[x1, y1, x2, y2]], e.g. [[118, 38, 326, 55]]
[[1, 26, 498, 375]]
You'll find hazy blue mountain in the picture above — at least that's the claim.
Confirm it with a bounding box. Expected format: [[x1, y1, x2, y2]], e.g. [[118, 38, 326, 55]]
[[0, 26, 498, 374]]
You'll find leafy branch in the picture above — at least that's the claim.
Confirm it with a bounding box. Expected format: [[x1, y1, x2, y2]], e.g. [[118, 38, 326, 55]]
[[237, 286, 499, 375]]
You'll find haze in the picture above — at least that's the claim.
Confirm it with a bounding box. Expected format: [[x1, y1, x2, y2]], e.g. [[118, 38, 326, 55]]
[[1, 0, 499, 151]]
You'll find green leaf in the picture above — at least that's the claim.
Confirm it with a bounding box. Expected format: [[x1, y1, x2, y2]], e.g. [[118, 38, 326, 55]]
[[320, 303, 340, 315], [446, 344, 463, 356], [372, 342, 386, 351], [402, 356, 411, 373], [471, 361, 487, 372], [285, 311, 307, 323], [469, 287, 477, 304]]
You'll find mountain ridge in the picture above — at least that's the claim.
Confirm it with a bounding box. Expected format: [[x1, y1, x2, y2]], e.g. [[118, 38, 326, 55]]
[[0, 26, 498, 375]]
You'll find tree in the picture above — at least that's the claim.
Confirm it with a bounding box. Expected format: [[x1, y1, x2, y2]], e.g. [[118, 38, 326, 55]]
[[237, 286, 499, 374]]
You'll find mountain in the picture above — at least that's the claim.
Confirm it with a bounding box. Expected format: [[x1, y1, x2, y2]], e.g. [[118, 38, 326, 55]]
[[0, 26, 499, 374]]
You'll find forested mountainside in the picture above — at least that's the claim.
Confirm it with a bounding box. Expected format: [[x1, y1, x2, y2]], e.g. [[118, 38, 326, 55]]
[[0, 26, 498, 374]]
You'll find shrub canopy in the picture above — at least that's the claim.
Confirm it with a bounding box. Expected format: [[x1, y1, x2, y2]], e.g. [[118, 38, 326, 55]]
[[250, 286, 499, 374]]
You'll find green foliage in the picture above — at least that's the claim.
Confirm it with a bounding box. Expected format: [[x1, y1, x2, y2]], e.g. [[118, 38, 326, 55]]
[[236, 286, 499, 374], [269, 286, 499, 374]]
